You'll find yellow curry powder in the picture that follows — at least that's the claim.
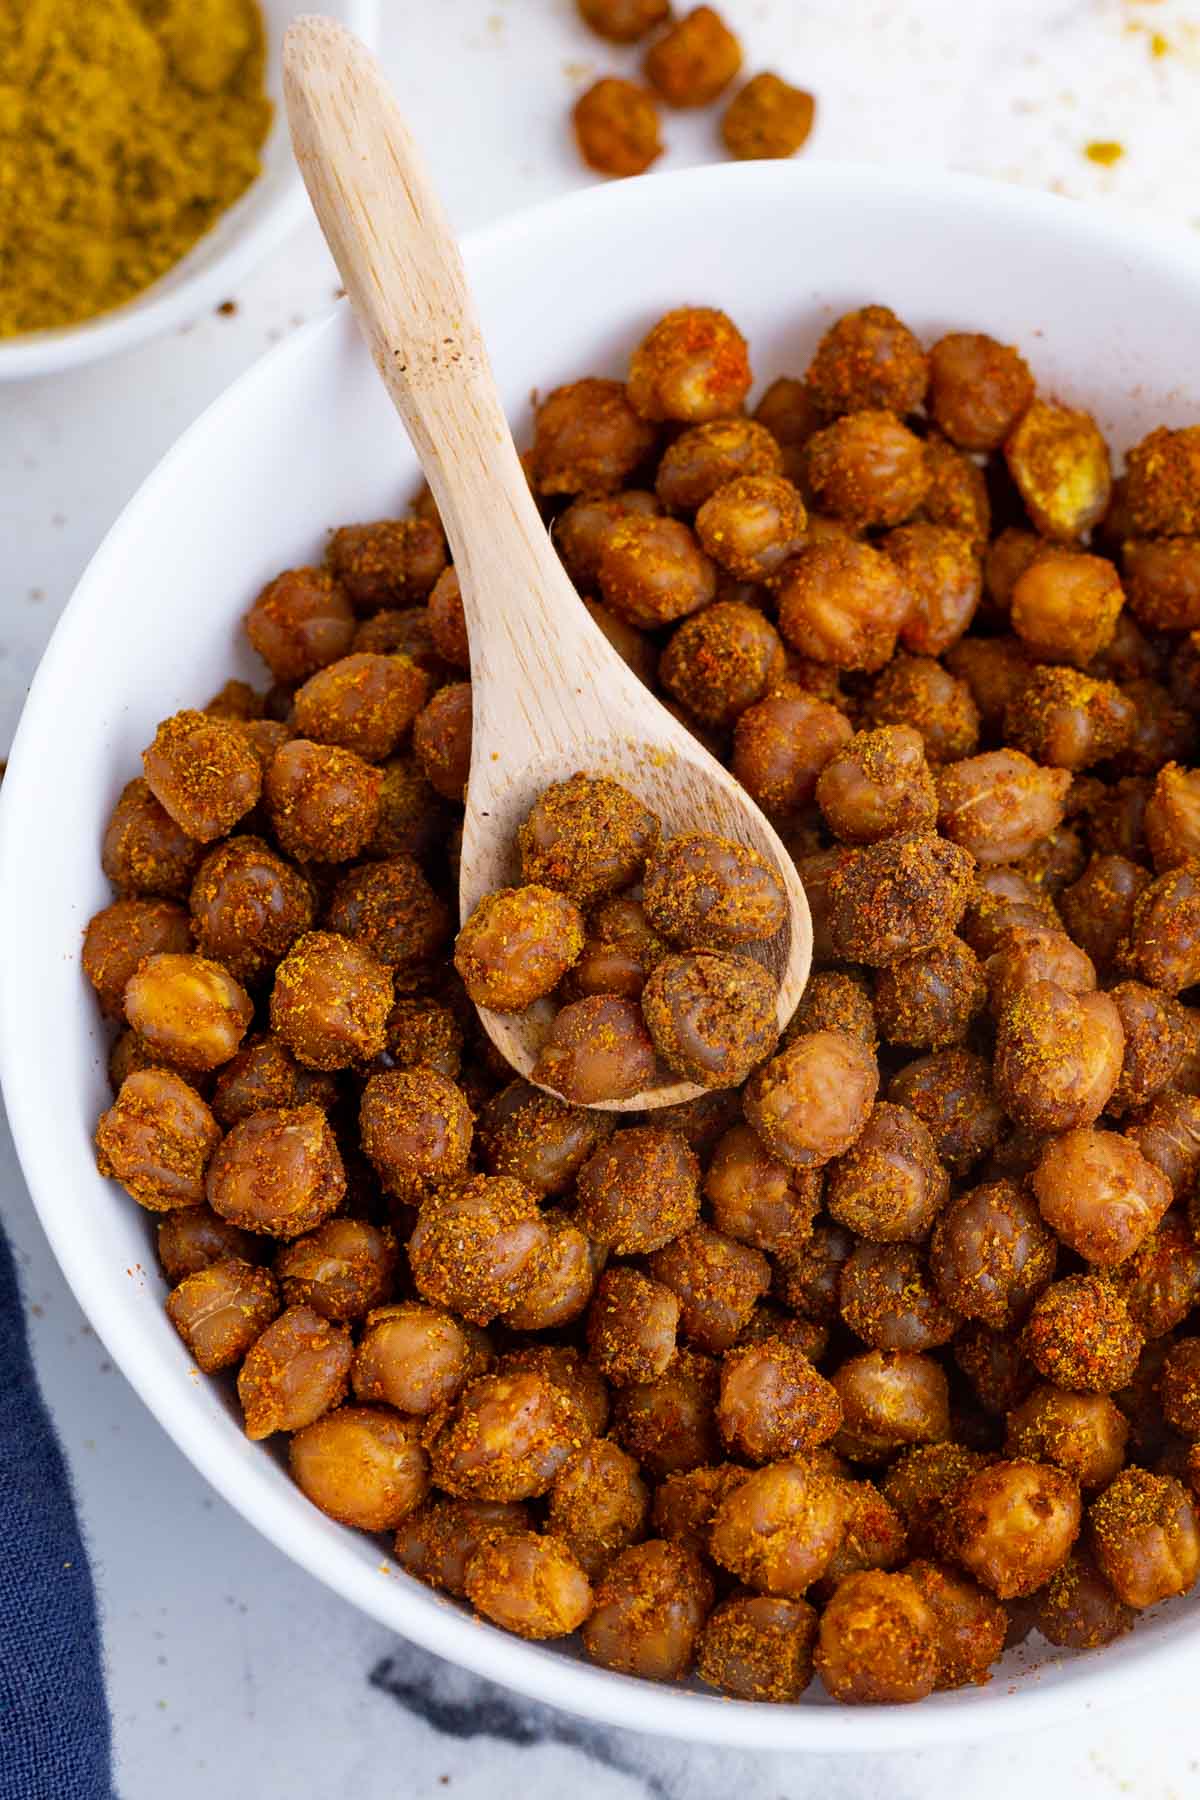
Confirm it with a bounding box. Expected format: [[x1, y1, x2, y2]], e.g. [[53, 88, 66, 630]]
[[0, 0, 272, 337]]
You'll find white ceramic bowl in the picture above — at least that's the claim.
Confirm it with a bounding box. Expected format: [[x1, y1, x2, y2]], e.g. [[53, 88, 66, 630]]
[[0, 0, 377, 380], [5, 162, 1200, 1750]]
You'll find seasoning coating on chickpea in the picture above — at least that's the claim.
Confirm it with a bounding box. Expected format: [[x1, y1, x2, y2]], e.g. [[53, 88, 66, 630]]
[[289, 1405, 429, 1532], [274, 1217, 396, 1321], [546, 1438, 649, 1576], [430, 1369, 585, 1501], [407, 1174, 548, 1325], [245, 566, 356, 684], [775, 536, 911, 673], [587, 1266, 679, 1386], [1004, 399, 1112, 541], [927, 333, 1033, 453], [887, 524, 982, 656], [102, 778, 203, 900], [805, 410, 930, 530], [210, 1033, 337, 1128], [142, 709, 261, 843], [721, 72, 815, 161], [1008, 549, 1123, 668], [993, 980, 1124, 1135], [1023, 1275, 1143, 1393], [359, 1068, 472, 1200], [647, 1223, 770, 1354], [940, 1458, 1081, 1599], [824, 1101, 949, 1244], [1031, 1548, 1136, 1649], [95, 1069, 221, 1211], [393, 1496, 528, 1595], [789, 970, 877, 1050], [518, 773, 660, 906], [577, 0, 669, 40], [642, 5, 741, 107], [642, 950, 779, 1089], [661, 606, 786, 740], [464, 1530, 593, 1640], [1059, 854, 1150, 973], [206, 1102, 345, 1239], [1122, 536, 1200, 633], [1089, 1467, 1200, 1608], [703, 1121, 819, 1261], [158, 1204, 260, 1283], [697, 1593, 816, 1701], [814, 1570, 939, 1705], [533, 380, 658, 498], [874, 937, 985, 1052], [1005, 667, 1135, 774], [165, 1257, 280, 1373], [936, 750, 1070, 868], [596, 512, 717, 629], [572, 76, 664, 177], [732, 685, 853, 817], [1124, 861, 1200, 994], [832, 1349, 951, 1461], [291, 652, 429, 764], [709, 1458, 848, 1595], [887, 1048, 1005, 1177], [881, 1444, 992, 1558], [613, 1348, 720, 1477], [478, 1080, 607, 1197], [351, 1301, 482, 1416], [82, 897, 194, 1020], [189, 836, 314, 984], [716, 1337, 842, 1462], [827, 832, 975, 967], [576, 1126, 700, 1256], [269, 930, 392, 1071], [1109, 1209, 1200, 1337], [411, 680, 472, 803], [325, 855, 450, 985], [1145, 763, 1200, 873], [125, 952, 253, 1072], [744, 1029, 879, 1172], [1124, 424, 1200, 535], [816, 726, 936, 847], [656, 417, 782, 513], [264, 738, 383, 863], [838, 1242, 960, 1353], [902, 1558, 1007, 1691], [929, 1178, 1056, 1331], [328, 518, 446, 614], [453, 886, 584, 1013], [1032, 1128, 1171, 1267], [806, 305, 928, 418], [693, 474, 806, 583], [1005, 1386, 1129, 1491], [236, 1304, 352, 1440], [532, 994, 658, 1104], [627, 305, 752, 425], [867, 653, 981, 765]]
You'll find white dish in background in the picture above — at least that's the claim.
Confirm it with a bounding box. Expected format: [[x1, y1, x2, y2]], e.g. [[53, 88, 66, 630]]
[[4, 161, 1200, 1750], [0, 0, 378, 381]]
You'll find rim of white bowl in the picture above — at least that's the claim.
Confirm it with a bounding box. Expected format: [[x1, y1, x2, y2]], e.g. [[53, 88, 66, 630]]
[[0, 1, 379, 381], [6, 161, 1200, 1751]]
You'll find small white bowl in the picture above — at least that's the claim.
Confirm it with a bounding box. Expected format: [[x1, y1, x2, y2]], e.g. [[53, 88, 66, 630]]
[[0, 0, 377, 381], [5, 162, 1200, 1750]]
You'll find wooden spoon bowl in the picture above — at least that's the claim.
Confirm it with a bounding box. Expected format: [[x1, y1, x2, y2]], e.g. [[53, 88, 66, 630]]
[[283, 16, 812, 1107]]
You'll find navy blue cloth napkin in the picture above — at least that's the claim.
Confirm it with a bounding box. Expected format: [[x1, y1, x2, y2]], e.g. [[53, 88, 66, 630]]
[[0, 1218, 114, 1799]]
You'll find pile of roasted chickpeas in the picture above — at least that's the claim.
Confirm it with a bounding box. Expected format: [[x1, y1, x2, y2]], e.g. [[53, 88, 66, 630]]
[[87, 294, 1200, 1706]]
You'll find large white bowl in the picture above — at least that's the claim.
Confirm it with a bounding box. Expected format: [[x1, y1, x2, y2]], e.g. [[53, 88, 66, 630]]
[[0, 0, 377, 380], [5, 162, 1200, 1751]]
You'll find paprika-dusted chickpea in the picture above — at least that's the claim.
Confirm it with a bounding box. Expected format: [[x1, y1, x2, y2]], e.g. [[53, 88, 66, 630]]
[[102, 778, 203, 900], [554, 488, 660, 589], [813, 1478, 907, 1594], [211, 1033, 338, 1127], [1107, 980, 1188, 1115], [82, 896, 193, 1020], [359, 1068, 472, 1199], [703, 1121, 819, 1260], [866, 653, 981, 765], [824, 1101, 949, 1243], [1124, 423, 1200, 535], [567, 896, 664, 1001], [927, 332, 1034, 452], [838, 1243, 961, 1353], [660, 600, 786, 728], [941, 1458, 1081, 1599], [325, 855, 450, 982], [189, 836, 314, 984], [1089, 1467, 1200, 1608], [158, 1204, 260, 1283], [478, 1079, 608, 1197], [804, 410, 930, 530], [393, 1496, 529, 1595], [1030, 1548, 1136, 1649], [994, 981, 1124, 1133], [775, 536, 911, 673], [290, 1405, 429, 1532], [789, 969, 877, 1049], [881, 1443, 993, 1558], [944, 633, 1035, 733], [351, 1300, 483, 1415], [206, 1103, 346, 1239], [583, 1538, 714, 1681], [1161, 1339, 1200, 1437], [1004, 399, 1112, 541], [795, 846, 840, 964], [518, 773, 660, 906], [937, 749, 1070, 866], [1060, 853, 1150, 972], [1122, 536, 1200, 633], [710, 1458, 849, 1595], [613, 1347, 720, 1476], [694, 474, 806, 583], [596, 512, 717, 628], [95, 1068, 221, 1211], [531, 378, 657, 496], [648, 1223, 770, 1354], [328, 517, 446, 614], [833, 1350, 951, 1460], [627, 305, 751, 423], [643, 5, 741, 106], [1123, 861, 1200, 994], [547, 1438, 649, 1576], [930, 1179, 1056, 1330], [239, 717, 293, 773], [125, 952, 252, 1073], [264, 738, 383, 863], [887, 1047, 1005, 1177], [577, 0, 670, 43], [165, 1257, 280, 1373], [721, 71, 815, 161], [348, 607, 446, 674], [805, 304, 928, 418], [426, 567, 469, 671], [244, 566, 356, 684], [1145, 763, 1200, 872], [1009, 549, 1124, 667], [656, 417, 782, 512], [773, 1216, 853, 1325], [731, 685, 853, 817], [954, 1322, 1036, 1417], [903, 1559, 1008, 1690], [827, 832, 975, 967], [411, 680, 472, 803], [744, 1029, 878, 1171], [430, 1369, 584, 1501], [454, 886, 585, 1012], [816, 725, 937, 845], [1023, 1275, 1144, 1392], [642, 950, 779, 1089], [381, 996, 464, 1079], [142, 709, 261, 842], [408, 1174, 549, 1325], [873, 937, 985, 1051], [270, 930, 392, 1070], [572, 77, 663, 175], [754, 374, 825, 481], [498, 1342, 609, 1440], [716, 1337, 842, 1462], [532, 994, 658, 1103], [1107, 1210, 1200, 1338], [1013, 819, 1086, 897], [465, 1531, 593, 1640], [814, 1570, 939, 1704], [887, 524, 981, 657], [108, 1025, 199, 1095], [921, 433, 991, 546], [1004, 667, 1135, 772], [1031, 1127, 1171, 1266], [236, 1304, 352, 1440], [697, 1593, 817, 1701], [651, 1462, 750, 1555], [504, 1207, 601, 1331], [1005, 1385, 1129, 1490], [274, 1217, 396, 1321], [587, 1266, 679, 1384]]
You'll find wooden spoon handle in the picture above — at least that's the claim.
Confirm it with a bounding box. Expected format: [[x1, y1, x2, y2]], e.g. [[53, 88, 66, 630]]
[[282, 16, 568, 663]]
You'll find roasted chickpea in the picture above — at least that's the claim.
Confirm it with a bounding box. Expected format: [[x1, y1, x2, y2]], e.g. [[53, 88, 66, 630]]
[[1107, 1210, 1200, 1337], [832, 1350, 950, 1461], [125, 952, 253, 1072], [788, 969, 877, 1049], [142, 709, 261, 842], [643, 5, 741, 107], [324, 855, 450, 986], [358, 1068, 472, 1200], [627, 305, 750, 423], [1124, 424, 1200, 535], [532, 994, 658, 1103], [572, 73, 663, 174], [165, 1257, 280, 1373], [236, 1304, 352, 1440], [453, 886, 584, 1013], [407, 1174, 549, 1325], [613, 1347, 720, 1476], [1004, 399, 1112, 541], [885, 525, 981, 657], [815, 725, 936, 846], [993, 981, 1124, 1133], [711, 1337, 840, 1463], [245, 566, 356, 684], [1060, 854, 1150, 972], [828, 832, 975, 967], [350, 1300, 482, 1416], [463, 1530, 593, 1640], [709, 1458, 848, 1595], [1144, 763, 1200, 875], [866, 653, 980, 765], [377, 995, 464, 1080], [327, 516, 446, 615], [518, 774, 660, 906], [478, 1080, 607, 1197], [544, 1438, 648, 1578], [1160, 1339, 1200, 1437], [1089, 1467, 1200, 1608], [290, 1405, 429, 1531], [95, 1068, 220, 1211], [498, 1342, 610, 1440], [721, 69, 815, 159], [940, 1458, 1080, 1599], [430, 1369, 584, 1501], [1005, 667, 1135, 772], [806, 305, 928, 418], [1122, 535, 1200, 633], [694, 474, 806, 583], [554, 489, 660, 590], [928, 1178, 1056, 1332], [82, 897, 193, 1020], [1030, 1548, 1136, 1649], [881, 1443, 993, 1558], [206, 1103, 345, 1238], [838, 1243, 960, 1353], [646, 1224, 769, 1354], [743, 1029, 878, 1171], [1023, 1275, 1143, 1393], [1123, 862, 1200, 994], [595, 512, 717, 628], [270, 930, 392, 1070], [188, 837, 314, 984], [823, 1101, 948, 1243], [874, 937, 985, 1051], [804, 410, 930, 530], [204, 678, 270, 720], [944, 633, 1035, 733], [274, 1217, 396, 1321], [1116, 680, 1196, 781], [641, 950, 778, 1089], [954, 1322, 1036, 1418], [1005, 1385, 1128, 1490], [775, 537, 910, 673], [264, 738, 383, 863], [927, 332, 1033, 452], [1009, 549, 1123, 667], [587, 1266, 679, 1386], [1106, 981, 1188, 1117], [411, 681, 472, 803], [531, 378, 657, 496], [157, 1204, 260, 1282], [393, 1496, 528, 1595], [210, 1033, 338, 1127], [697, 1593, 816, 1701], [351, 606, 447, 677], [936, 750, 1069, 867], [101, 777, 203, 899], [656, 417, 782, 512], [887, 1048, 1004, 1177], [1031, 1127, 1170, 1267], [814, 1570, 939, 1704], [576, 0, 670, 43], [703, 1121, 819, 1260], [660, 601, 786, 730], [921, 433, 991, 545], [902, 1559, 1007, 1690]]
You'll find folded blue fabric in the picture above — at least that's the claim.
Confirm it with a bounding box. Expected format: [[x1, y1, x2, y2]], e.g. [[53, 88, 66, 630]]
[[0, 1218, 114, 1799]]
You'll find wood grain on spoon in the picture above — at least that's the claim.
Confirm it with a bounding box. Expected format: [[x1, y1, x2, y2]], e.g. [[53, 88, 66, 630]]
[[282, 15, 812, 1108]]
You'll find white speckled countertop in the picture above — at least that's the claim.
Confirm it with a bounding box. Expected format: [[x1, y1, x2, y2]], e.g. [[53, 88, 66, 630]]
[[5, 4, 1200, 1794]]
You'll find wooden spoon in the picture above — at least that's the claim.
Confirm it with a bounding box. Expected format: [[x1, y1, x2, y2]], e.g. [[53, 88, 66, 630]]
[[282, 16, 812, 1109]]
